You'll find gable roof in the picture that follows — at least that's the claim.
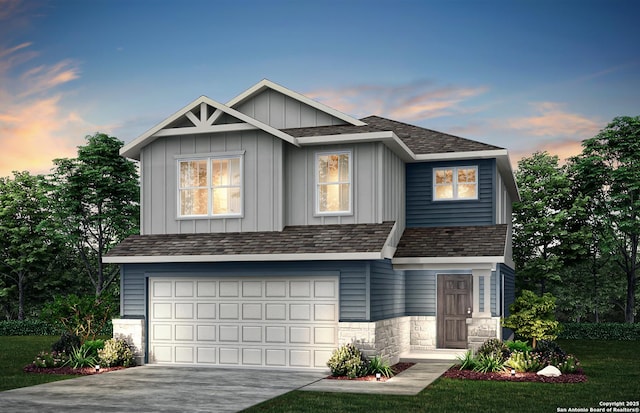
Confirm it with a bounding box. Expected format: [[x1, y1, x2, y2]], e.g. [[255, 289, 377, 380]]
[[103, 222, 396, 263], [120, 95, 299, 160], [226, 79, 366, 126]]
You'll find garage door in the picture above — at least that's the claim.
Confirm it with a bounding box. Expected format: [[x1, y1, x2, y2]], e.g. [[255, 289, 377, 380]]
[[148, 276, 339, 368]]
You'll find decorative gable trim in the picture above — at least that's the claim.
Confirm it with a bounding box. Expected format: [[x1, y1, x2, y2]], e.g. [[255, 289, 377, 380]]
[[120, 95, 299, 160], [226, 79, 366, 127]]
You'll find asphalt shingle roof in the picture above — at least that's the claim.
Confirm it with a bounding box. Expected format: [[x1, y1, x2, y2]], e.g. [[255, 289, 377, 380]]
[[106, 222, 395, 258], [282, 115, 502, 155], [394, 224, 508, 258]]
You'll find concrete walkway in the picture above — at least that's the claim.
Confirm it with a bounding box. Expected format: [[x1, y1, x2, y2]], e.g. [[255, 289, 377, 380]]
[[300, 362, 453, 395], [0, 366, 326, 413]]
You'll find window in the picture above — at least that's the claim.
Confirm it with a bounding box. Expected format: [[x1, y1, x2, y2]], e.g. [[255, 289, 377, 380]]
[[178, 155, 242, 217], [433, 166, 478, 200], [316, 151, 351, 214]]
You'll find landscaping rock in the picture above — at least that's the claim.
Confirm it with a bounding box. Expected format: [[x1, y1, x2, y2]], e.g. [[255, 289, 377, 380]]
[[537, 366, 561, 377]]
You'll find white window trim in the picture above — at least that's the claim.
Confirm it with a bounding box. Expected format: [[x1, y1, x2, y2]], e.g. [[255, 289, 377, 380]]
[[315, 150, 353, 216], [177, 153, 244, 219], [433, 165, 479, 201]]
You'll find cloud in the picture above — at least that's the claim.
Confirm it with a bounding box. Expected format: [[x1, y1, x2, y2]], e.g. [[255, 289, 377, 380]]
[[0, 42, 95, 178], [306, 80, 488, 121], [503, 102, 601, 138]]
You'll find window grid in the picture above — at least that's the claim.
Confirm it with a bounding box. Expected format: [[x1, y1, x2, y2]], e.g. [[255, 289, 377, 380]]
[[433, 166, 478, 201], [315, 151, 352, 215]]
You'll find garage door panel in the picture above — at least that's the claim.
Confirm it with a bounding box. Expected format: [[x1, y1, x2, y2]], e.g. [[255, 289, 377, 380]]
[[149, 276, 338, 369], [175, 303, 194, 319], [219, 303, 239, 319], [175, 281, 194, 297]]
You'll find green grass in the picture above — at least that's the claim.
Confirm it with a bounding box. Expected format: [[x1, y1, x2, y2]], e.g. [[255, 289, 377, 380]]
[[0, 336, 77, 392], [244, 340, 640, 413]]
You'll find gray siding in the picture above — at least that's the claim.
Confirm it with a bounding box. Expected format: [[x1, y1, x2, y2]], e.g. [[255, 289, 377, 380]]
[[370, 260, 405, 321], [236, 89, 347, 129], [284, 142, 405, 226], [406, 159, 496, 227], [499, 263, 516, 338], [140, 131, 284, 234], [496, 169, 513, 225], [405, 270, 437, 315], [120, 261, 370, 321]]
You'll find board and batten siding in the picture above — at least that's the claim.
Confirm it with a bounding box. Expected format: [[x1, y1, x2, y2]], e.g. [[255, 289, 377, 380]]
[[405, 159, 496, 227], [119, 261, 370, 322], [495, 168, 513, 225], [235, 89, 347, 129], [370, 260, 405, 321], [284, 142, 405, 227], [140, 131, 284, 235]]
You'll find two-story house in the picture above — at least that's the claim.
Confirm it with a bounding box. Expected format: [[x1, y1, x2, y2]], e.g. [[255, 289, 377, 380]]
[[105, 79, 519, 369]]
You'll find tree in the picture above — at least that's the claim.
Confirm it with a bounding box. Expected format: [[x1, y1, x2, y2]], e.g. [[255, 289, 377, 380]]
[[502, 290, 560, 348], [49, 133, 139, 296], [513, 152, 573, 293], [0, 172, 57, 319], [571, 116, 640, 323]]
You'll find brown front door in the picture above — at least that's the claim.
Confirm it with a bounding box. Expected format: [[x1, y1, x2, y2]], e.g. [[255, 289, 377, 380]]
[[437, 274, 472, 349]]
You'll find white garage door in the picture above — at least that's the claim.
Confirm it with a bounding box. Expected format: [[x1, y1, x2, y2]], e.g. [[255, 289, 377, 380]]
[[148, 276, 339, 369]]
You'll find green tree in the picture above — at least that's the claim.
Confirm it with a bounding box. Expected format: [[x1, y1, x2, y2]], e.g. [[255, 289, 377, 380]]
[[49, 133, 139, 296], [513, 152, 573, 293], [0, 172, 57, 319], [502, 290, 560, 348], [571, 116, 640, 323]]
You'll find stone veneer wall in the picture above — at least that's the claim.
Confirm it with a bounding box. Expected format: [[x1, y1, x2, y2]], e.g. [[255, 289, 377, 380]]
[[112, 318, 145, 365], [338, 316, 410, 364], [466, 316, 502, 352], [409, 316, 437, 351]]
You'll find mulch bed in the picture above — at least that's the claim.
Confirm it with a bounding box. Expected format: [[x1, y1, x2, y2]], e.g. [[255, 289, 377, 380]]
[[326, 362, 415, 382], [23, 365, 127, 375], [443, 367, 587, 383]]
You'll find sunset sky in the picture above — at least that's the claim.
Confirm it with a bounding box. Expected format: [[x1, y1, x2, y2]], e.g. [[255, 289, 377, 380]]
[[1, 0, 639, 178]]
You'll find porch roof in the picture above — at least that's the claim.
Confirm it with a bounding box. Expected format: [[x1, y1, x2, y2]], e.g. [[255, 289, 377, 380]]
[[394, 224, 508, 258]]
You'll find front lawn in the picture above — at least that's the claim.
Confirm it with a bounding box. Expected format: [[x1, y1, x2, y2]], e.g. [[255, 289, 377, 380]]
[[245, 340, 640, 413], [0, 336, 77, 392]]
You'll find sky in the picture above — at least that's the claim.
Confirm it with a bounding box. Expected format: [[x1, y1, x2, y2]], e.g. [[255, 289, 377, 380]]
[[1, 0, 639, 178]]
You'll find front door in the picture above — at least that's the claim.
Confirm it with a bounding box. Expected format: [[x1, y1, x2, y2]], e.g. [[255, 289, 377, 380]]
[[437, 274, 472, 349]]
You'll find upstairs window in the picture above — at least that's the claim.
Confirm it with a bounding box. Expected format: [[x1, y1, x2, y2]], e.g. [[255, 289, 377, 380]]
[[433, 166, 478, 200], [178, 155, 242, 217], [316, 151, 352, 214]]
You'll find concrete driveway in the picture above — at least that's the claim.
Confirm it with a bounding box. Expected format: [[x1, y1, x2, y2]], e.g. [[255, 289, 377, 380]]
[[0, 366, 326, 413]]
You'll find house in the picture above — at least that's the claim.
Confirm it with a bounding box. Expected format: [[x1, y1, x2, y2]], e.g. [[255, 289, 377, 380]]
[[104, 79, 519, 369]]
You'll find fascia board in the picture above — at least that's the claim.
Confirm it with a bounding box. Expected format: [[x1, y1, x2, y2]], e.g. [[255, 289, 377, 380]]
[[120, 95, 300, 160], [496, 154, 521, 202], [413, 149, 509, 162], [226, 79, 366, 127], [297, 131, 415, 162], [391, 256, 505, 265], [102, 251, 384, 264]]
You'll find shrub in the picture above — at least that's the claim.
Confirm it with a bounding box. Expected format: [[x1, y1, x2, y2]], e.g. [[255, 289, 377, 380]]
[[368, 355, 394, 378], [505, 339, 532, 353], [477, 338, 511, 362], [502, 290, 561, 348], [555, 354, 581, 374], [532, 340, 566, 359], [51, 332, 81, 354], [98, 338, 136, 367], [0, 319, 61, 336], [40, 294, 117, 343], [456, 350, 477, 371], [559, 322, 640, 340], [327, 343, 369, 378], [68, 345, 98, 368], [505, 350, 545, 373], [83, 339, 105, 358], [33, 351, 69, 368], [473, 353, 505, 373]]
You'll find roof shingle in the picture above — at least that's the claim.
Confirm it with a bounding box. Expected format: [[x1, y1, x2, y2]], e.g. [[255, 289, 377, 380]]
[[394, 225, 508, 258], [282, 115, 502, 155], [106, 222, 395, 258]]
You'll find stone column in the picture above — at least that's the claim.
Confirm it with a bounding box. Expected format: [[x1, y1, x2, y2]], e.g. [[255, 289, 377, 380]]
[[112, 318, 145, 365]]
